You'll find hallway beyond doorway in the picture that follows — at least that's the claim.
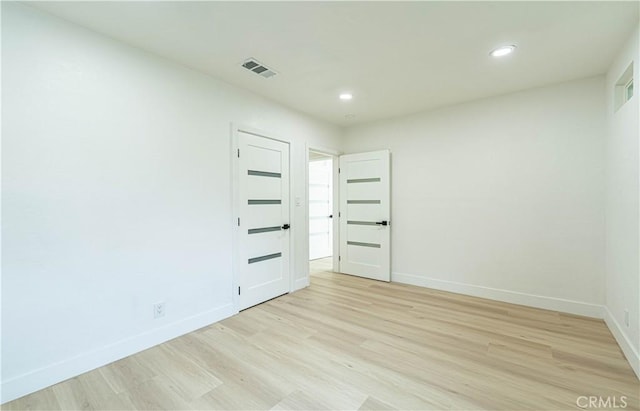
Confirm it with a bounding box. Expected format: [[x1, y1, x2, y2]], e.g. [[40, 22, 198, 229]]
[[310, 257, 333, 276]]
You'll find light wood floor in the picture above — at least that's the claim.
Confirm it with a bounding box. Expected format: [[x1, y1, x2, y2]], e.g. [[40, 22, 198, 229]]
[[309, 257, 333, 275], [5, 259, 639, 410]]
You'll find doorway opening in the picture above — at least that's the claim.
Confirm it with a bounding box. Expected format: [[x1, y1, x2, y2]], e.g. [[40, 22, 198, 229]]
[[308, 150, 336, 276]]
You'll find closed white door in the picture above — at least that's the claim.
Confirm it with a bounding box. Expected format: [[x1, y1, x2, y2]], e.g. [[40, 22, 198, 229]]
[[238, 131, 290, 310], [309, 158, 333, 260], [339, 150, 391, 281]]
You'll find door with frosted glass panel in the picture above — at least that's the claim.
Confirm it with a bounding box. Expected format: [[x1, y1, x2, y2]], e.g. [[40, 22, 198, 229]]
[[339, 150, 390, 281], [238, 131, 290, 310]]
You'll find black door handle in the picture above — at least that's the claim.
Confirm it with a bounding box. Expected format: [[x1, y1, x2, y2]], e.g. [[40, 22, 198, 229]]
[[375, 221, 388, 226], [282, 224, 290, 230], [329, 214, 333, 218]]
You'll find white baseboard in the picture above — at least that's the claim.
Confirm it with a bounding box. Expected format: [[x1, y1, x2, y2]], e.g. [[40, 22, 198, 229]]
[[392, 272, 604, 319], [604, 306, 640, 379], [294, 276, 310, 291], [4, 277, 637, 404], [1, 303, 235, 404], [393, 272, 640, 379]]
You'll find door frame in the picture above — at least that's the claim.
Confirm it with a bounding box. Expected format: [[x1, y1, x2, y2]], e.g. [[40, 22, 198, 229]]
[[305, 144, 341, 275], [231, 123, 294, 313]]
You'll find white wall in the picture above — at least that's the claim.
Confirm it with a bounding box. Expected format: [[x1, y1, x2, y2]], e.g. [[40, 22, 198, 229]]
[[604, 26, 640, 378], [344, 77, 606, 317], [1, 3, 341, 403]]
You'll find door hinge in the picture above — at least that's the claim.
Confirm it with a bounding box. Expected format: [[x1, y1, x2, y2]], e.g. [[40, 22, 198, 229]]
[[339, 212, 341, 217], [338, 167, 341, 173], [237, 149, 240, 158], [339, 256, 341, 261], [237, 218, 240, 226], [238, 286, 241, 295]]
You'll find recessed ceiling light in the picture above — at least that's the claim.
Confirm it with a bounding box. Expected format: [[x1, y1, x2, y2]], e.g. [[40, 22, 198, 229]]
[[490, 45, 517, 57], [339, 93, 353, 101]]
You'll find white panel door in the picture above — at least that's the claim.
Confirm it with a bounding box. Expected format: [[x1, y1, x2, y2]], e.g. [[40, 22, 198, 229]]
[[309, 159, 333, 260], [339, 150, 390, 281], [238, 131, 290, 310]]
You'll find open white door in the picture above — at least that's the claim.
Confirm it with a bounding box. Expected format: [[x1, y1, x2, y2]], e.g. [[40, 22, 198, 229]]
[[339, 150, 391, 281], [238, 131, 290, 310], [309, 157, 333, 260]]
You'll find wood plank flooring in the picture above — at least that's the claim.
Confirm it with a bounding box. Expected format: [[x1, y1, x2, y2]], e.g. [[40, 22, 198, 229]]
[[5, 259, 639, 410]]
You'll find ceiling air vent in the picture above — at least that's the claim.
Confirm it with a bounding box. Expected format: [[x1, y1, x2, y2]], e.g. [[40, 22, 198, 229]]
[[241, 58, 277, 79]]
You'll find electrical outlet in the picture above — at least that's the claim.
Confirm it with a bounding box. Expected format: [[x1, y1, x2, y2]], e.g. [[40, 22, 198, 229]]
[[154, 302, 165, 319], [624, 310, 629, 327]]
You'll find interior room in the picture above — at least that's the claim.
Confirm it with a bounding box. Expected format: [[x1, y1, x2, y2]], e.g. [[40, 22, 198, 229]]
[[308, 150, 335, 275], [2, 1, 639, 410]]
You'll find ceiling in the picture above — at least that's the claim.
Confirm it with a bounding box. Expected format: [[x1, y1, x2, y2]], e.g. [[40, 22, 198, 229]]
[[31, 1, 639, 126], [309, 151, 333, 161]]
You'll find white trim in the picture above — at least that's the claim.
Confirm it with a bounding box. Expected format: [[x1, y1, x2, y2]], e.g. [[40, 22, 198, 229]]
[[0, 303, 235, 404], [294, 276, 309, 291], [303, 144, 311, 284], [308, 145, 341, 157], [604, 306, 640, 379], [393, 270, 639, 378], [392, 271, 604, 318], [286, 136, 295, 295], [306, 145, 341, 275], [230, 123, 241, 313], [331, 153, 340, 274]]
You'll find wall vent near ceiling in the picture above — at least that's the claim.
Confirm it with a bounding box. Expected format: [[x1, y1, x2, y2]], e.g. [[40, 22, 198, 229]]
[[242, 58, 277, 79]]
